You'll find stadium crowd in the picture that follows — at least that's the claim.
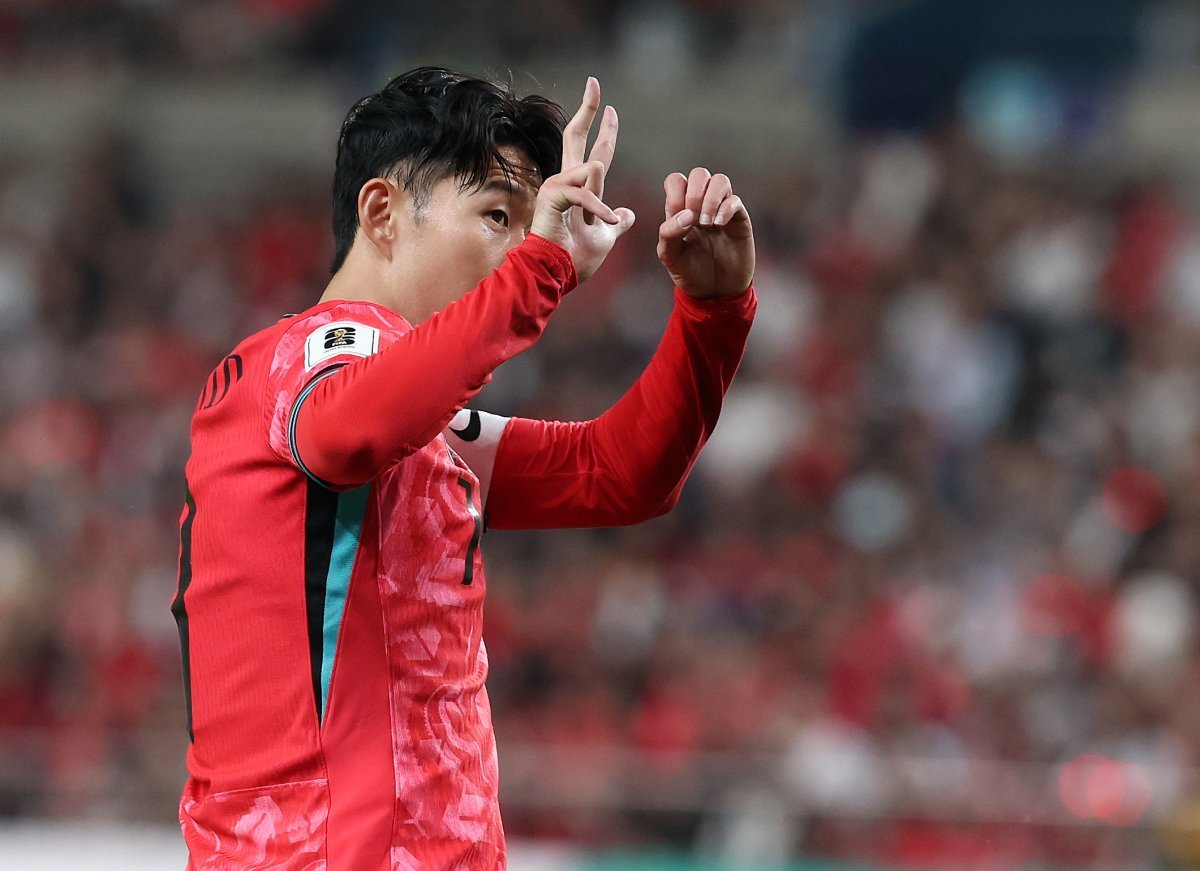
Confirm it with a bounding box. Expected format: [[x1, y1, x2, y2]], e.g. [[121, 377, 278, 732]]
[[0, 0, 801, 82], [4, 120, 1200, 868], [4, 2, 1200, 869]]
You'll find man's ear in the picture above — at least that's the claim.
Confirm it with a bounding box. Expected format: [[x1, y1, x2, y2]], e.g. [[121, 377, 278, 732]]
[[357, 177, 407, 260]]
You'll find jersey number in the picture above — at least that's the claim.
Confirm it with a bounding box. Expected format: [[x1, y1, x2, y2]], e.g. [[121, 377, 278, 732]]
[[457, 477, 482, 585]]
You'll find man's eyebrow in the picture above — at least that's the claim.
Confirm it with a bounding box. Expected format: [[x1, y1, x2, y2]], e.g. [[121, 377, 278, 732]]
[[479, 179, 516, 195], [476, 177, 535, 199]]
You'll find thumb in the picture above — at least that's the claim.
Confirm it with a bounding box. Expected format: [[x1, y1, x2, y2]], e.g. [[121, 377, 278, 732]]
[[613, 207, 636, 236], [657, 208, 695, 265]]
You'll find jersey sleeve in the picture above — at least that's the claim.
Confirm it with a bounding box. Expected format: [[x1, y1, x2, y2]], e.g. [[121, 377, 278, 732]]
[[264, 311, 397, 479], [485, 285, 756, 530], [285, 234, 576, 489]]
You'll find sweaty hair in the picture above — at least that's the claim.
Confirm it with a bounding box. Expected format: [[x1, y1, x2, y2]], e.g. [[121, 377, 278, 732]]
[[330, 66, 567, 274]]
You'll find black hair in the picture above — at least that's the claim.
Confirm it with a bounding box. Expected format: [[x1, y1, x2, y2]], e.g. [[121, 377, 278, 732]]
[[330, 66, 567, 274]]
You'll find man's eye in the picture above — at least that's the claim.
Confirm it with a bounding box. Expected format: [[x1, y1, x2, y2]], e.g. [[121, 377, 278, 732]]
[[487, 210, 509, 227]]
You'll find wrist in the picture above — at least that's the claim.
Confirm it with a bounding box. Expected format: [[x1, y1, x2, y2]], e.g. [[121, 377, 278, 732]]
[[523, 234, 579, 292], [674, 284, 756, 316], [676, 282, 754, 302]]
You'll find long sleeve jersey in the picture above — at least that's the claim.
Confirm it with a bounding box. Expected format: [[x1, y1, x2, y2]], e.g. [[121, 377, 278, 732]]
[[174, 234, 755, 870]]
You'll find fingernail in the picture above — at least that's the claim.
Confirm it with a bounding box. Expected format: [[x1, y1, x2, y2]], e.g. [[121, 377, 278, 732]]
[[677, 209, 695, 226], [699, 213, 712, 226]]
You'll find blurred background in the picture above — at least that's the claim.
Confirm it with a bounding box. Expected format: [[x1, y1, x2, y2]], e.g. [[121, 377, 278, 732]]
[[6, 0, 1200, 868]]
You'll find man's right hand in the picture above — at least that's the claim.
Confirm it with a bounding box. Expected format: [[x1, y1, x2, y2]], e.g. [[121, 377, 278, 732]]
[[530, 77, 635, 283]]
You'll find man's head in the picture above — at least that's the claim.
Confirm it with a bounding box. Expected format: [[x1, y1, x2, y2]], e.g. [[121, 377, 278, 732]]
[[328, 67, 566, 320]]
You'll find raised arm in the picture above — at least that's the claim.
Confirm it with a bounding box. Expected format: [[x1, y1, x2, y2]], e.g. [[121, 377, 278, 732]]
[[292, 236, 575, 488], [486, 167, 757, 529], [486, 285, 754, 528]]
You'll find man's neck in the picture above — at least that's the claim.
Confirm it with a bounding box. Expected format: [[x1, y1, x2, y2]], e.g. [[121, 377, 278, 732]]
[[319, 261, 410, 321]]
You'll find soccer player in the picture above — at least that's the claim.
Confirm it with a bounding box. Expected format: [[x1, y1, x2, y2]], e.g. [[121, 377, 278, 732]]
[[173, 67, 756, 870]]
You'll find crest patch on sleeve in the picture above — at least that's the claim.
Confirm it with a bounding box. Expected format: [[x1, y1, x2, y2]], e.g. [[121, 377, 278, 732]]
[[304, 321, 380, 371]]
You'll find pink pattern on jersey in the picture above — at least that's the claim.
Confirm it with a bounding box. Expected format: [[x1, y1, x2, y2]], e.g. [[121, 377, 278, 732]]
[[376, 433, 505, 868], [181, 779, 329, 870]]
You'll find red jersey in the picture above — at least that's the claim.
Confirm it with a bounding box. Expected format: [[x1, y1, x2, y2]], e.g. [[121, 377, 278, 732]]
[[173, 235, 755, 870]]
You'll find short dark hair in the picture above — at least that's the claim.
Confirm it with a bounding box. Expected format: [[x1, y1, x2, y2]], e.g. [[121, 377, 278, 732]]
[[330, 66, 567, 274]]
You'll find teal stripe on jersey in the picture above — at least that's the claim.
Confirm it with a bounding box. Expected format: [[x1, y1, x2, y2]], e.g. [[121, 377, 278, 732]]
[[320, 484, 370, 721]]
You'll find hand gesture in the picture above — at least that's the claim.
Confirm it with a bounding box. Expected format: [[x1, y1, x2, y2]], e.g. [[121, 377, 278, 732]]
[[657, 169, 755, 299], [530, 77, 636, 283]]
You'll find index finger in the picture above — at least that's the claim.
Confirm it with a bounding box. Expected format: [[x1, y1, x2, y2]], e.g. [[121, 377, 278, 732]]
[[664, 172, 687, 218], [562, 76, 601, 170]]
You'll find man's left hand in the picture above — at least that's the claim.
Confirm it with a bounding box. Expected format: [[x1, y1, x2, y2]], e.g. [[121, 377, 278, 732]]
[[657, 168, 754, 299]]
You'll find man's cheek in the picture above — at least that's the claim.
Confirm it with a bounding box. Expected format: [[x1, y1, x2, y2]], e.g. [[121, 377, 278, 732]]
[[483, 240, 510, 273]]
